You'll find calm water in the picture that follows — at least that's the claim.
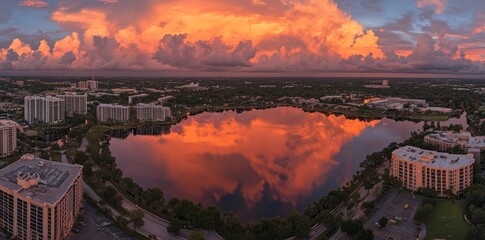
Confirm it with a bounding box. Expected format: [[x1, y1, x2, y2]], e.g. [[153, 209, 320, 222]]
[[110, 107, 466, 221]]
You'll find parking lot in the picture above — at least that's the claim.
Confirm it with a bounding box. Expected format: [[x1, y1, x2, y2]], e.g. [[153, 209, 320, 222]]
[[364, 188, 424, 240], [69, 203, 135, 240]]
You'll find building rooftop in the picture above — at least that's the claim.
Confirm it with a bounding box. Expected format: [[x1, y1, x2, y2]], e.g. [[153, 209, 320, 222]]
[[0, 154, 82, 205], [0, 119, 16, 129], [468, 136, 485, 148], [393, 146, 474, 169], [98, 103, 129, 108]]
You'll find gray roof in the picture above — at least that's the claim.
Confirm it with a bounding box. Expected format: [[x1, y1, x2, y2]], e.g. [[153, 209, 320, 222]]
[[393, 146, 475, 169], [0, 155, 82, 205]]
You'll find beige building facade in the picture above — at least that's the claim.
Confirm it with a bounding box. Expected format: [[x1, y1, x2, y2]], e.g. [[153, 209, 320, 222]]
[[0, 155, 83, 240], [391, 146, 474, 196], [0, 120, 17, 157]]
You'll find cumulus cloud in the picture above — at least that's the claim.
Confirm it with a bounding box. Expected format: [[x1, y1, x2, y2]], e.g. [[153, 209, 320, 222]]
[[18, 0, 49, 8], [100, 0, 119, 4], [153, 34, 257, 68], [416, 0, 446, 14], [0, 0, 483, 74]]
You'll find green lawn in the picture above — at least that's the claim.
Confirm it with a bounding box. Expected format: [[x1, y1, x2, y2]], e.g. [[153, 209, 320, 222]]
[[425, 199, 471, 240]]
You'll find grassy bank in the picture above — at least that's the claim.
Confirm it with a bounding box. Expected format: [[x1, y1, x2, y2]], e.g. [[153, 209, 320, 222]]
[[425, 199, 471, 240]]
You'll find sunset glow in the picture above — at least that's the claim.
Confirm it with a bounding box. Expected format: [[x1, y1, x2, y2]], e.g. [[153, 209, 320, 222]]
[[0, 0, 484, 74]]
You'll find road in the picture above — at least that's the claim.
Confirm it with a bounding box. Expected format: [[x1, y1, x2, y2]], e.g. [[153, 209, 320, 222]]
[[308, 161, 390, 240]]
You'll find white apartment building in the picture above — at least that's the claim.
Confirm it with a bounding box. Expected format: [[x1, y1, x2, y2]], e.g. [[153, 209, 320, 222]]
[[135, 103, 171, 122], [0, 120, 17, 157], [97, 104, 130, 122], [56, 94, 87, 115], [24, 96, 65, 124], [0, 154, 83, 240], [391, 146, 474, 196]]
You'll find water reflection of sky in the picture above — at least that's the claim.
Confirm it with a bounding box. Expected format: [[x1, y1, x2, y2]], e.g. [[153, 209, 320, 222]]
[[110, 107, 467, 221]]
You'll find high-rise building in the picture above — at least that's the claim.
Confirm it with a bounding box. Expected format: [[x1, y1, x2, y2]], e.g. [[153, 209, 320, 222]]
[[135, 103, 171, 122], [24, 96, 65, 124], [97, 104, 130, 122], [0, 120, 17, 157], [56, 94, 88, 115], [0, 154, 83, 240], [382, 80, 389, 86], [86, 80, 98, 90], [391, 146, 474, 196], [77, 81, 87, 89]]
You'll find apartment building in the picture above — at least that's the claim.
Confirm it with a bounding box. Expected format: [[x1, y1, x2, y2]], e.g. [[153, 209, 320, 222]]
[[24, 96, 65, 124], [0, 154, 83, 240], [391, 146, 474, 196], [56, 94, 87, 115], [0, 120, 17, 157], [96, 104, 130, 122], [425, 131, 485, 163], [135, 103, 171, 122]]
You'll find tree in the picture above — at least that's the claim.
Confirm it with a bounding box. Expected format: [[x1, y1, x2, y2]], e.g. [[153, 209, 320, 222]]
[[356, 229, 374, 240], [188, 231, 205, 240], [287, 210, 312, 239], [103, 186, 122, 207], [168, 219, 183, 234], [362, 201, 375, 215], [129, 209, 145, 231], [414, 204, 434, 224], [418, 188, 438, 198], [378, 217, 388, 228], [466, 225, 485, 240], [74, 151, 89, 164], [341, 220, 363, 236], [116, 215, 130, 226]]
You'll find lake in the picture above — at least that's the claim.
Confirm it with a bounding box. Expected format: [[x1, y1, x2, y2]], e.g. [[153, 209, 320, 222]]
[[109, 107, 466, 221]]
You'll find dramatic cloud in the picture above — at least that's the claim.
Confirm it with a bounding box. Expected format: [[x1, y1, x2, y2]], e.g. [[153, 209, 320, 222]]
[[0, 0, 484, 74], [416, 0, 446, 14], [100, 0, 119, 4], [18, 0, 49, 8]]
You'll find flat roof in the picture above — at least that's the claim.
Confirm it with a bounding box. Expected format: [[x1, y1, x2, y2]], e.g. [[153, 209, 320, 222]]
[[0, 120, 16, 128], [98, 103, 129, 108], [0, 155, 82, 205], [468, 137, 485, 148], [393, 146, 474, 169]]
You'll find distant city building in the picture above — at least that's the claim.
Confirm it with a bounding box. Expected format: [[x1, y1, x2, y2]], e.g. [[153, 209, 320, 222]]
[[425, 131, 485, 163], [128, 94, 149, 104], [24, 96, 65, 124], [56, 93, 87, 115], [86, 79, 98, 90], [0, 154, 83, 240], [111, 88, 137, 94], [419, 107, 454, 113], [0, 120, 17, 157], [158, 96, 174, 104], [366, 97, 427, 110], [135, 103, 171, 122], [97, 104, 130, 122], [391, 146, 474, 196], [175, 82, 208, 90], [77, 81, 87, 89], [382, 80, 389, 86]]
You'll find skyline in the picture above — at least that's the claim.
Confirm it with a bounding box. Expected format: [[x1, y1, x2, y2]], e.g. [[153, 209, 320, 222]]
[[0, 0, 485, 75]]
